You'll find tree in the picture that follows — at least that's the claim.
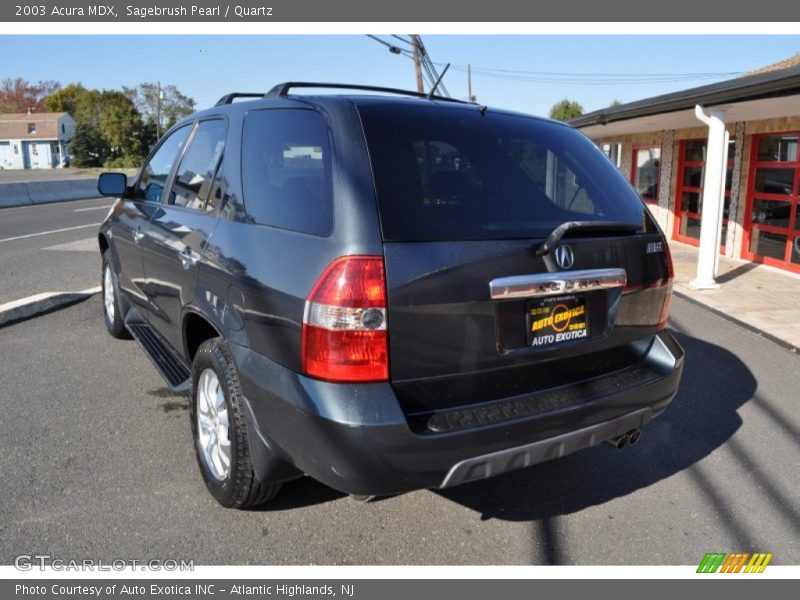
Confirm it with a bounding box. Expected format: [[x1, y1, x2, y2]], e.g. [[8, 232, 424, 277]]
[[548, 99, 584, 122], [139, 118, 158, 155], [74, 89, 104, 128], [44, 83, 89, 115], [70, 123, 109, 167], [0, 78, 60, 113], [123, 82, 195, 135], [610, 99, 623, 107], [97, 91, 143, 162], [39, 80, 151, 165]]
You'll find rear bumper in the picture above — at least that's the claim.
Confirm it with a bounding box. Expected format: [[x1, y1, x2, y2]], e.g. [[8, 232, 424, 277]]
[[232, 330, 684, 496]]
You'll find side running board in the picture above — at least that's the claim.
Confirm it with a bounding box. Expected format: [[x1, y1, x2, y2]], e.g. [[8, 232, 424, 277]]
[[125, 312, 191, 394]]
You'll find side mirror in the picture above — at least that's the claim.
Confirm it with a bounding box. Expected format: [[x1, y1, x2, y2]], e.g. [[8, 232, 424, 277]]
[[98, 172, 128, 197]]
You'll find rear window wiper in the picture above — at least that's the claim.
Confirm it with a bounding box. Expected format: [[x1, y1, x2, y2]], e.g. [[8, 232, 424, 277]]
[[535, 221, 641, 256]]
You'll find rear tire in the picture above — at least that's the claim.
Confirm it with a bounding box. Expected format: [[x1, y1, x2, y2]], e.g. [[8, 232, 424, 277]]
[[190, 338, 282, 509], [101, 250, 131, 339]]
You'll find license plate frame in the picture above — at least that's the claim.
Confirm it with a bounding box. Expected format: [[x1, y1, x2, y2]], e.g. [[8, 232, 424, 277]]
[[527, 294, 589, 348]]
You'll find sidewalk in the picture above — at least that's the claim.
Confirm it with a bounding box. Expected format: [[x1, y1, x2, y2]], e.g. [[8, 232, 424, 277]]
[[669, 240, 800, 351]]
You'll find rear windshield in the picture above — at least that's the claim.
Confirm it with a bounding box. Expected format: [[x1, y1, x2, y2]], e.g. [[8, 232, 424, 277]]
[[358, 103, 646, 241]]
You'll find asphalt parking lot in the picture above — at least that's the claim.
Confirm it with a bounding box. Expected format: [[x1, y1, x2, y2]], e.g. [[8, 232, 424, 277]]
[[0, 197, 112, 304], [1, 289, 798, 565]]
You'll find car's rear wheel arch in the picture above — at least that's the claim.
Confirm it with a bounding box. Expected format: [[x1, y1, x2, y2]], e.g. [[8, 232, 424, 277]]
[[184, 311, 223, 364]]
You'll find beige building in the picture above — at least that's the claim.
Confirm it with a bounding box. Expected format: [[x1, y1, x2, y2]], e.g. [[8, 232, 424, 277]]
[[573, 54, 800, 278], [0, 112, 76, 170]]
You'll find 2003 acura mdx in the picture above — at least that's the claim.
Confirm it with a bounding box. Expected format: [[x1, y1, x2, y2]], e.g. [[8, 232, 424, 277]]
[[96, 82, 684, 509]]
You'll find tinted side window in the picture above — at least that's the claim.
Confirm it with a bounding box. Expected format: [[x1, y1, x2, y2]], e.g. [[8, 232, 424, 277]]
[[205, 160, 226, 213], [241, 109, 333, 235], [170, 119, 226, 210], [133, 124, 191, 203]]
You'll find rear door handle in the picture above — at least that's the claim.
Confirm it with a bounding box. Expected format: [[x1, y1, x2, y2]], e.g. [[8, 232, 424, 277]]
[[132, 227, 144, 244], [179, 247, 200, 270]]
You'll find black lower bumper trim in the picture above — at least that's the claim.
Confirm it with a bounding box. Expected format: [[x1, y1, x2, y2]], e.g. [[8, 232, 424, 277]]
[[411, 361, 659, 434], [440, 407, 653, 488]]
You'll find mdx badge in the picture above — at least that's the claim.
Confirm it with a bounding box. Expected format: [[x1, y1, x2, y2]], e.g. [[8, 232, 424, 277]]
[[555, 245, 575, 269]]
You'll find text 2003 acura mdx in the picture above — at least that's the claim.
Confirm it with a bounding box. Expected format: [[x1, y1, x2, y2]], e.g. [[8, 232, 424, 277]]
[[97, 83, 684, 509]]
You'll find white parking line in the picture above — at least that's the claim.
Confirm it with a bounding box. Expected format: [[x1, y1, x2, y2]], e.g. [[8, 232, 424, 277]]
[[0, 223, 102, 244], [0, 196, 106, 212], [42, 237, 97, 252], [74, 205, 112, 212]]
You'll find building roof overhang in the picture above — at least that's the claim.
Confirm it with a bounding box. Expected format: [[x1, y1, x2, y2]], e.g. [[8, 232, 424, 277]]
[[579, 93, 800, 138], [572, 62, 800, 138]]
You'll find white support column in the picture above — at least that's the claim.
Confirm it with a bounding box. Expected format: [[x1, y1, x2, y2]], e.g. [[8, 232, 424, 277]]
[[714, 130, 730, 276], [691, 105, 727, 289]]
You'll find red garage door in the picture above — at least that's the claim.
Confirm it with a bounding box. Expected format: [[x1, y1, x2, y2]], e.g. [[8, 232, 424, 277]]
[[743, 132, 800, 273], [672, 138, 735, 251]]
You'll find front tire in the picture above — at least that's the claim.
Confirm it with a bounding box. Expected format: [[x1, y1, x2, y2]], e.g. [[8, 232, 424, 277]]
[[190, 338, 282, 509], [101, 250, 131, 339]]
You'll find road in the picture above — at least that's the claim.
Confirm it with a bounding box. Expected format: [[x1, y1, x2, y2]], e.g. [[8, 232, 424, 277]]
[[0, 293, 798, 565], [0, 197, 113, 304]]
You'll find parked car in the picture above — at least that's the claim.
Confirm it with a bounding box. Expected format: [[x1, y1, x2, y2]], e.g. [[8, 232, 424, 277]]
[[96, 83, 684, 509]]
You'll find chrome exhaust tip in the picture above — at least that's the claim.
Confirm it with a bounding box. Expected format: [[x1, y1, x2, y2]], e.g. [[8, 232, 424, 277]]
[[627, 429, 641, 445]]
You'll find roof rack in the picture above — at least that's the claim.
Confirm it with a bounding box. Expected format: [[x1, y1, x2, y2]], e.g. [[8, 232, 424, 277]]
[[214, 92, 267, 106], [264, 82, 468, 104]]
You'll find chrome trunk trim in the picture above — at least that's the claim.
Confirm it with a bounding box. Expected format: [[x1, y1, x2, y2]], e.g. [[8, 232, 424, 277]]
[[489, 268, 627, 299]]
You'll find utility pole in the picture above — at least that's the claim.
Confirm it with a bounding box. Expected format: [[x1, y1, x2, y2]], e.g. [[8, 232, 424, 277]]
[[156, 81, 162, 140], [467, 64, 476, 102], [411, 35, 424, 94]]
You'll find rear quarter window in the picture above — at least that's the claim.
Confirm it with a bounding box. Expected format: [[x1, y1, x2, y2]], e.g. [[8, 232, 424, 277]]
[[358, 103, 646, 241], [241, 109, 333, 236]]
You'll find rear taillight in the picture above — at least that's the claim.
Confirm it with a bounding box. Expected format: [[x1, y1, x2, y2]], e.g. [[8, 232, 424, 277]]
[[657, 241, 674, 331], [301, 256, 389, 382]]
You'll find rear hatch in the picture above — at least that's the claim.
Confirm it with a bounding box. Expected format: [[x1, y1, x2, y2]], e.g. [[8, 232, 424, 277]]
[[357, 101, 672, 415]]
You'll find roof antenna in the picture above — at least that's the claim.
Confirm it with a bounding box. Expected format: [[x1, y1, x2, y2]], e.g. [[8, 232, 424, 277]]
[[427, 63, 451, 100]]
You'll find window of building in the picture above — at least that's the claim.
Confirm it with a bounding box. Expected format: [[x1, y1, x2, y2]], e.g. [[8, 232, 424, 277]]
[[630, 146, 661, 204], [600, 142, 622, 169], [13, 144, 18, 155], [744, 132, 800, 273], [169, 119, 227, 211], [673, 138, 736, 250], [27, 123, 36, 134], [241, 109, 333, 236], [61, 123, 65, 134]]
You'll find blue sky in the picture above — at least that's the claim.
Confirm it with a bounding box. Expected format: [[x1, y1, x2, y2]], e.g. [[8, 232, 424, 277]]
[[2, 35, 799, 116]]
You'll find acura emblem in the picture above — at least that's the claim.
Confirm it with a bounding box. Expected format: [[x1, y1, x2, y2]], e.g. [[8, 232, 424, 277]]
[[555, 245, 575, 269]]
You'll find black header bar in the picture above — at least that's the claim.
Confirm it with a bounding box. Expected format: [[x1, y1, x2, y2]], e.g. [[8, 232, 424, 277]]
[[3, 1, 799, 22]]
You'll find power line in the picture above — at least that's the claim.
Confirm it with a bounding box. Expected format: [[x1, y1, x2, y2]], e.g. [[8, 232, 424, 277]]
[[366, 35, 451, 97], [390, 34, 414, 46], [438, 62, 744, 86], [443, 63, 745, 78], [366, 34, 411, 56], [416, 37, 450, 97]]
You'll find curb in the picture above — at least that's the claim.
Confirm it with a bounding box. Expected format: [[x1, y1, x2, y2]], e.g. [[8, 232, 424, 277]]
[[0, 287, 101, 328], [0, 175, 134, 209], [0, 178, 100, 209], [673, 290, 799, 354]]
